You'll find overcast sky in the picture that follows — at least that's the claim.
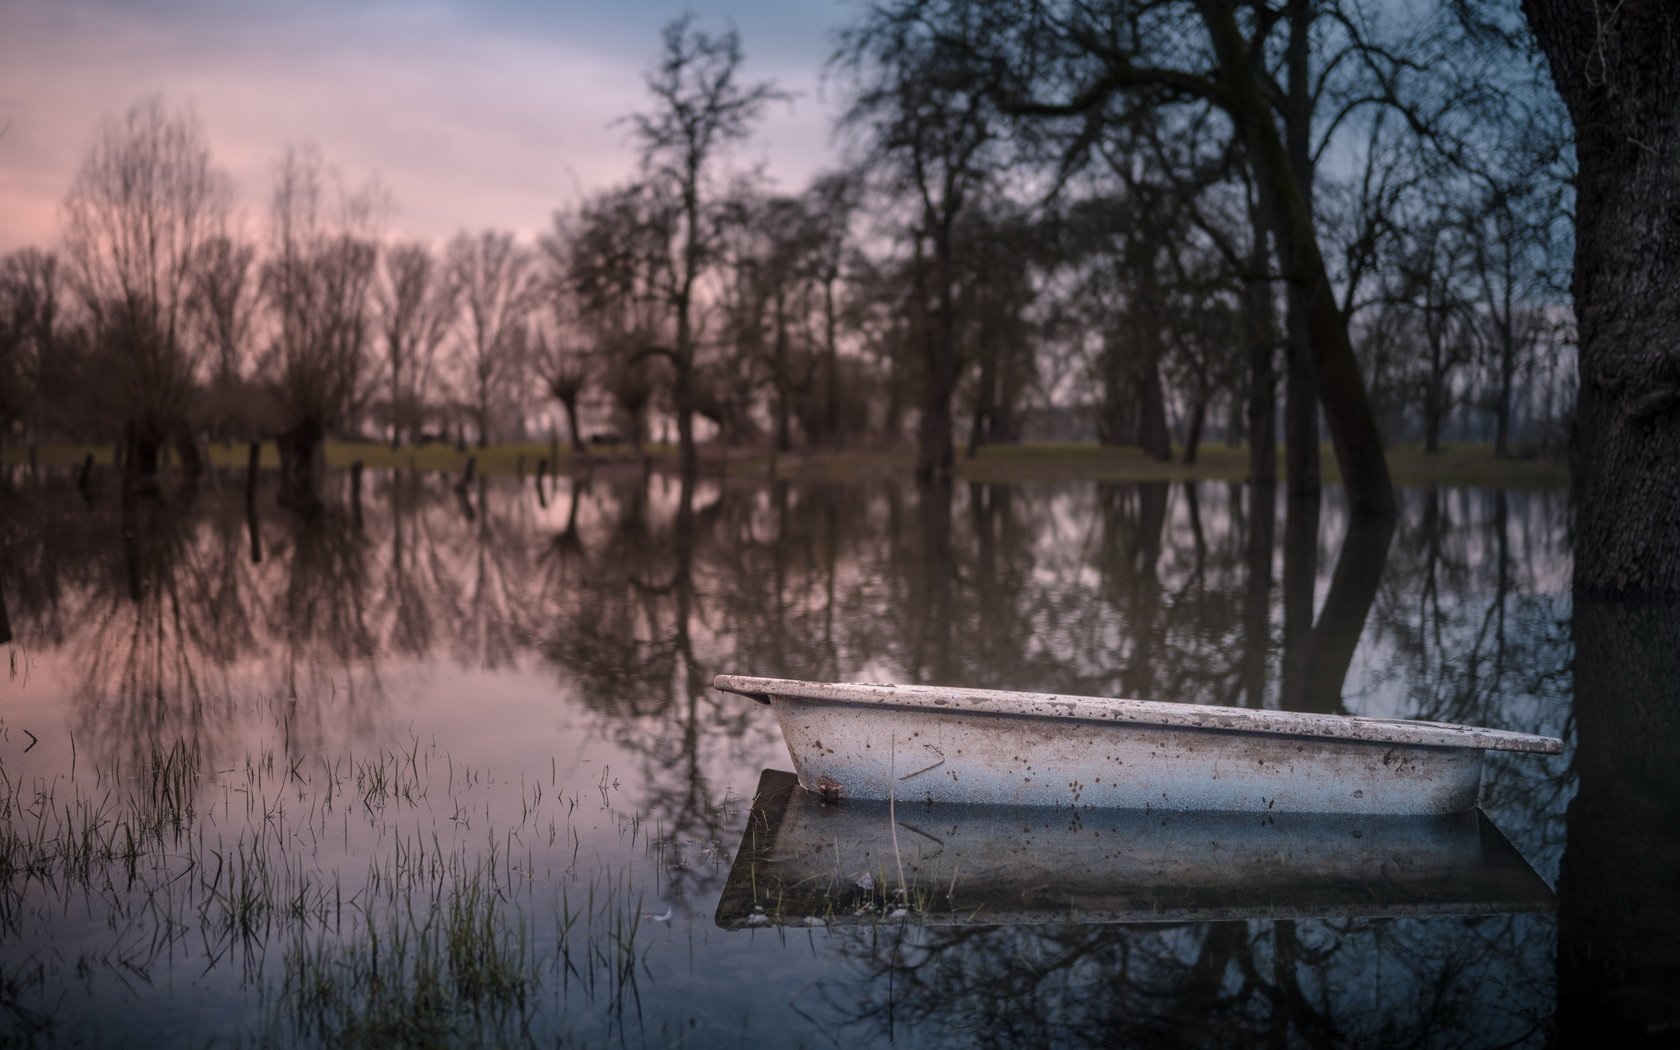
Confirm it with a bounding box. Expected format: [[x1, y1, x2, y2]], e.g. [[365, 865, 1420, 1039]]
[[0, 0, 852, 254]]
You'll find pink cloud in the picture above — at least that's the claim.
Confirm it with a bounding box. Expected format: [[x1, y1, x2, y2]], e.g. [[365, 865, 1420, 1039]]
[[0, 0, 839, 255]]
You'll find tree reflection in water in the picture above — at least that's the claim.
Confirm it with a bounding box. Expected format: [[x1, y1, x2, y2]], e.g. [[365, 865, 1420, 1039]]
[[0, 470, 1582, 1044], [809, 910, 1554, 1048]]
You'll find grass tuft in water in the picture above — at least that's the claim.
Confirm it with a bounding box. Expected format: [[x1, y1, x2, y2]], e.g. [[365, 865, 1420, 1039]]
[[280, 870, 537, 1048]]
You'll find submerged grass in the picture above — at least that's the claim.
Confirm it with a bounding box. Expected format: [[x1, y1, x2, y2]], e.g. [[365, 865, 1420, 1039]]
[[0, 696, 673, 1047], [281, 872, 537, 1049]]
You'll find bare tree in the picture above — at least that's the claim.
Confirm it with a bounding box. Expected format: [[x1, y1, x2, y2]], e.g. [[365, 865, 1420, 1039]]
[[804, 171, 861, 448], [0, 249, 64, 454], [913, 0, 1398, 517], [707, 181, 775, 445], [566, 182, 679, 447], [261, 145, 381, 510], [189, 232, 259, 443], [628, 13, 786, 475], [534, 217, 598, 454], [61, 95, 230, 481], [445, 230, 537, 447], [1410, 219, 1476, 454], [713, 183, 828, 453], [954, 195, 1042, 457], [834, 5, 1000, 479], [378, 240, 455, 448]]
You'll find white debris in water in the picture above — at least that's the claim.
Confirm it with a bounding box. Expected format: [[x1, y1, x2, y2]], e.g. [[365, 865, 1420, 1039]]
[[854, 872, 875, 891]]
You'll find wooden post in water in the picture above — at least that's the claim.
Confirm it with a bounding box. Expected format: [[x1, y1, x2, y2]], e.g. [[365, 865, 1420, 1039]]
[[350, 460, 364, 530], [454, 457, 478, 520], [247, 492, 263, 565], [245, 441, 261, 505], [77, 453, 95, 495]]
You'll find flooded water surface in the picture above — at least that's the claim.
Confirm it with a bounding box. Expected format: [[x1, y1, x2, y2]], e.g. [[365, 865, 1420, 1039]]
[[0, 467, 1637, 1046]]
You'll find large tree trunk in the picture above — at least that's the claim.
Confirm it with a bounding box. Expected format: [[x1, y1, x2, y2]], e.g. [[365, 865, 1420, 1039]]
[[1524, 0, 1680, 594]]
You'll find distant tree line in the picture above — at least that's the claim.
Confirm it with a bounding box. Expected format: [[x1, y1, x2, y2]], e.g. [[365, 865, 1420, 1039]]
[[0, 4, 1576, 510]]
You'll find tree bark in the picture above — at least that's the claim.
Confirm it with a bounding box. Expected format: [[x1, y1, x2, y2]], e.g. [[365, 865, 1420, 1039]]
[[1523, 0, 1680, 594]]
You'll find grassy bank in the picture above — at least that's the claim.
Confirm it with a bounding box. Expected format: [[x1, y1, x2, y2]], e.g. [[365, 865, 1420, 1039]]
[[2, 438, 1569, 488], [759, 441, 1569, 488]]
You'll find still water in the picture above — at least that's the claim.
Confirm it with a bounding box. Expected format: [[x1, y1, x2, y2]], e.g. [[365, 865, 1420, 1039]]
[[0, 465, 1654, 1046]]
